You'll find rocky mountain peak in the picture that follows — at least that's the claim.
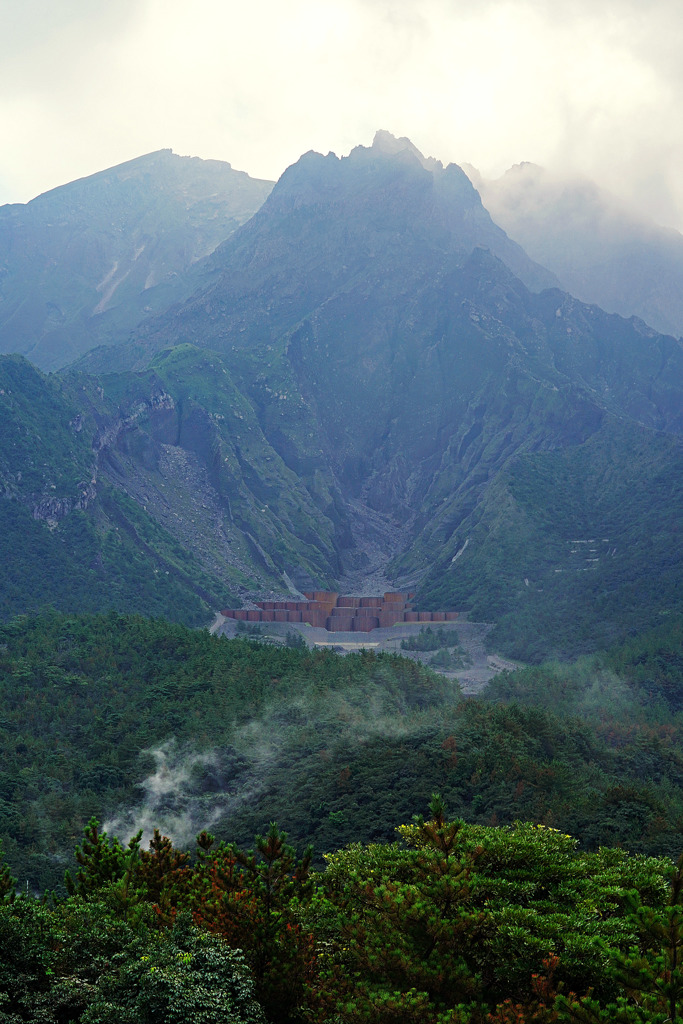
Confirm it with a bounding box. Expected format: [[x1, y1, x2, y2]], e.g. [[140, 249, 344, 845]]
[[0, 150, 273, 370], [369, 130, 444, 173], [503, 160, 544, 177]]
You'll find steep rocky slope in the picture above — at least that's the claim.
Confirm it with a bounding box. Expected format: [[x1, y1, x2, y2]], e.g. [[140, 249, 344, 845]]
[[0, 347, 350, 622], [0, 354, 236, 623], [80, 132, 557, 374]]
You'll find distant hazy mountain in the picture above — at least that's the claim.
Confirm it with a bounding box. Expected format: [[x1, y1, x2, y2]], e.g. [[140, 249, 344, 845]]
[[56, 133, 682, 659], [469, 161, 683, 338], [0, 150, 273, 370]]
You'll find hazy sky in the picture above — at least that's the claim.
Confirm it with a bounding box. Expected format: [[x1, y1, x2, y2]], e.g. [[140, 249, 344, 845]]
[[2, 0, 683, 229]]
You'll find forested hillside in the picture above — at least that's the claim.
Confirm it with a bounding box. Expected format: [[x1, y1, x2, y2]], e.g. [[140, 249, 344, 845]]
[[2, 611, 681, 893]]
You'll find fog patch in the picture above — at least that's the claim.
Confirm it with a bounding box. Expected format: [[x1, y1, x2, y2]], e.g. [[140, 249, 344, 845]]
[[104, 677, 458, 847], [577, 668, 638, 720], [103, 740, 229, 847]]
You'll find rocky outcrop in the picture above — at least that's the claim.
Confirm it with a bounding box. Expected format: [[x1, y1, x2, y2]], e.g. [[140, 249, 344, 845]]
[[32, 481, 96, 525], [93, 389, 176, 455]]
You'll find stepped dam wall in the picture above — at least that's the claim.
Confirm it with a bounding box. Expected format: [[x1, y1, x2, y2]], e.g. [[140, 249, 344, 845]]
[[220, 592, 458, 633]]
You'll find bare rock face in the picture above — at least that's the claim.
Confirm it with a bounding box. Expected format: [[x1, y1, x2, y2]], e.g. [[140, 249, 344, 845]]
[[33, 481, 97, 526]]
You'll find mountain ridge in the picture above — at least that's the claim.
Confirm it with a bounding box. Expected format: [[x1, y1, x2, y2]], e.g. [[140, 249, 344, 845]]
[[0, 149, 274, 370], [471, 160, 683, 338], [0, 134, 680, 659]]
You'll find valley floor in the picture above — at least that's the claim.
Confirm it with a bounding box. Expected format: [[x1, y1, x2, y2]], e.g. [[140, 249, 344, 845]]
[[214, 613, 510, 694], [212, 493, 514, 692]]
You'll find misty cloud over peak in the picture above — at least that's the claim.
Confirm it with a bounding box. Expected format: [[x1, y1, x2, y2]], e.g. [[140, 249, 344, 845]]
[[474, 161, 683, 337], [2, 0, 683, 233]]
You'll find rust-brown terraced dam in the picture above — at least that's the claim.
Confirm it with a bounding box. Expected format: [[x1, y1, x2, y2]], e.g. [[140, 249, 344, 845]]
[[220, 592, 458, 633]]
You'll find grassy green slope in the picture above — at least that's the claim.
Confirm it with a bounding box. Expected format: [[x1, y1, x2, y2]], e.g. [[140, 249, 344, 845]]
[[414, 416, 683, 661], [0, 495, 216, 623], [0, 353, 93, 495]]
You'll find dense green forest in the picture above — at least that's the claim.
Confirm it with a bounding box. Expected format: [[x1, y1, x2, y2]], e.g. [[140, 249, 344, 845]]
[[0, 493, 220, 626], [1, 803, 683, 1023], [416, 420, 683, 663], [2, 611, 682, 894], [1, 610, 682, 1021]]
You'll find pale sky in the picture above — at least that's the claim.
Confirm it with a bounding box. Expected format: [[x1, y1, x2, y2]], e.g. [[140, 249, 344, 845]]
[[2, 0, 683, 230]]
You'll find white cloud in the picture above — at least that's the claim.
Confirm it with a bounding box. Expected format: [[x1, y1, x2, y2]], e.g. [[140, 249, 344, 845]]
[[1, 0, 682, 229]]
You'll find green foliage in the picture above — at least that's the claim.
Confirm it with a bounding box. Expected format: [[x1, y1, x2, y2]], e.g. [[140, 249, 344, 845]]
[[401, 626, 458, 651], [0, 486, 220, 626], [189, 825, 314, 1022], [558, 853, 683, 1023], [317, 808, 485, 1021], [428, 647, 471, 670], [285, 628, 308, 649], [82, 914, 265, 1024], [0, 610, 450, 890], [0, 895, 61, 1021], [0, 843, 15, 903], [0, 891, 263, 1024], [63, 818, 153, 931], [0, 355, 94, 493], [601, 616, 683, 714], [3, 607, 683, 899], [0, 803, 680, 1024], [2, 608, 683, 900], [0, 885, 152, 1024], [415, 419, 683, 662], [313, 805, 673, 1022], [484, 617, 683, 724], [1, 360, 216, 624]]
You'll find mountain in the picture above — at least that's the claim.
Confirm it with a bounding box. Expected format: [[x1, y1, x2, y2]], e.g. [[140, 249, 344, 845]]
[[79, 131, 558, 375], [1, 134, 681, 659], [0, 150, 273, 370], [469, 161, 683, 338], [0, 347, 350, 622]]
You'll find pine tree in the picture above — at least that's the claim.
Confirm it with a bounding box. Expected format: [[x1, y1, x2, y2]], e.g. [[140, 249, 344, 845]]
[[558, 852, 683, 1023], [192, 824, 314, 1023], [0, 841, 15, 902]]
